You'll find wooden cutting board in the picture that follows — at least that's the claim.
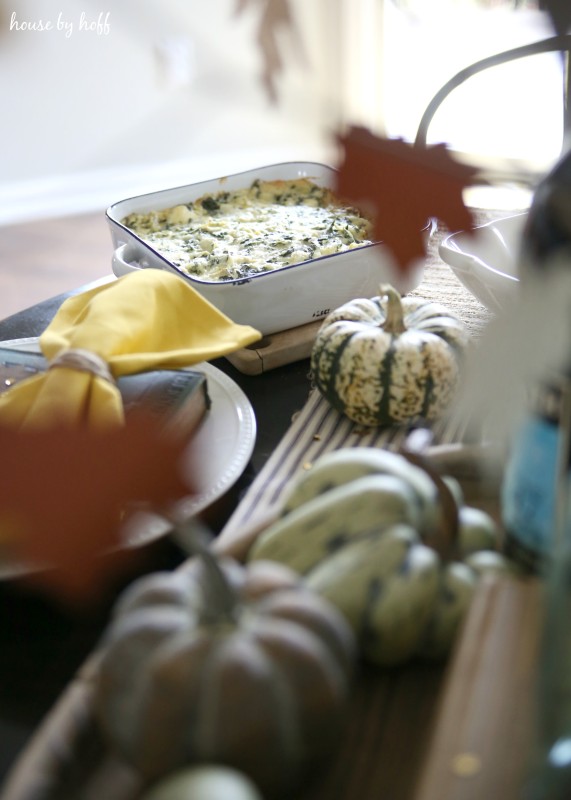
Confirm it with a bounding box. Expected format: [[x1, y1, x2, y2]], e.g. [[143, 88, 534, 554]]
[[225, 320, 322, 374], [413, 574, 543, 800]]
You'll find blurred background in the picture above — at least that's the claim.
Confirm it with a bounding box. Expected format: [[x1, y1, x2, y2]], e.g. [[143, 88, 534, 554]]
[[0, 0, 339, 223], [0, 0, 565, 309], [0, 0, 564, 219]]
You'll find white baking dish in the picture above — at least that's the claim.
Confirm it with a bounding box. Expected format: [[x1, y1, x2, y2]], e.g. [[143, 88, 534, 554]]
[[107, 162, 425, 335]]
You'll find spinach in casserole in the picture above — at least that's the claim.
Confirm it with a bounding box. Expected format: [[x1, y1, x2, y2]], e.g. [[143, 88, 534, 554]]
[[121, 178, 373, 282]]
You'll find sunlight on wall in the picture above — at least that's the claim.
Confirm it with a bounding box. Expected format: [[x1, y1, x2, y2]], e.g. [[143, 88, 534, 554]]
[[381, 4, 563, 170], [0, 0, 564, 222], [0, 0, 339, 188]]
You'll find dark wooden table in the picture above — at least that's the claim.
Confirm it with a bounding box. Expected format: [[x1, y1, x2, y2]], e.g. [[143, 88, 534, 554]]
[[0, 208, 546, 800]]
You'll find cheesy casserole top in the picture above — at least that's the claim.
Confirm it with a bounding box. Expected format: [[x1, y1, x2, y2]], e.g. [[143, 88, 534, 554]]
[[121, 178, 373, 282]]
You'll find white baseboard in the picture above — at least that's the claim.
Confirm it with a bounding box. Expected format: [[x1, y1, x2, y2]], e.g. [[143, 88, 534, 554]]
[[0, 145, 333, 226]]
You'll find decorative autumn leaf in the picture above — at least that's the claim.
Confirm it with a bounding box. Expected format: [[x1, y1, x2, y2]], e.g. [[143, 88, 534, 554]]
[[236, 0, 304, 102], [0, 412, 193, 603], [336, 127, 479, 274]]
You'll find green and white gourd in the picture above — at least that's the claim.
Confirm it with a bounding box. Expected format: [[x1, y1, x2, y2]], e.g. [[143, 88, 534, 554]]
[[415, 561, 477, 660], [249, 473, 422, 575], [310, 285, 469, 426], [247, 445, 514, 667], [280, 446, 440, 537], [305, 525, 441, 667], [141, 766, 263, 800], [456, 505, 500, 558]]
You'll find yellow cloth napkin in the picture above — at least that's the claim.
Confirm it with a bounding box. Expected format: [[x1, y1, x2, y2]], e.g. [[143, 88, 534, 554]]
[[0, 269, 262, 429]]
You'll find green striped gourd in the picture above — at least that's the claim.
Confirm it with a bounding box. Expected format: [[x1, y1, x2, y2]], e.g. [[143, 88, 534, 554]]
[[415, 561, 477, 660], [249, 473, 422, 574], [310, 284, 468, 426], [305, 525, 441, 667], [279, 446, 440, 537], [244, 441, 509, 666]]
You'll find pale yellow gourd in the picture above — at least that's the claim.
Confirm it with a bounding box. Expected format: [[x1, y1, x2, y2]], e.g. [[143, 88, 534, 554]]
[[140, 766, 263, 800], [245, 446, 515, 667]]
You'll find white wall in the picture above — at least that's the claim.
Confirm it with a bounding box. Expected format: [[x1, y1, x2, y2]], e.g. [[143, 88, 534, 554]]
[[0, 0, 341, 221], [2, 0, 559, 223]]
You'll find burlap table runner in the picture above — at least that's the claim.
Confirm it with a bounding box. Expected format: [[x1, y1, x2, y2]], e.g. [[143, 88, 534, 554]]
[[408, 215, 495, 337]]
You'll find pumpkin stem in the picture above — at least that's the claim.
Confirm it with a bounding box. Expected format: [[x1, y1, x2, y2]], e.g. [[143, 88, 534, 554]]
[[167, 514, 239, 623], [380, 284, 407, 335], [400, 430, 460, 564]]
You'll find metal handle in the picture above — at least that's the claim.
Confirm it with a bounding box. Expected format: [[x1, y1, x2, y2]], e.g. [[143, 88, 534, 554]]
[[415, 34, 571, 154]]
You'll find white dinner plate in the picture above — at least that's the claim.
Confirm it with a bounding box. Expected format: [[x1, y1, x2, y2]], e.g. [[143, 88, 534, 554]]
[[439, 213, 525, 313], [0, 338, 256, 576]]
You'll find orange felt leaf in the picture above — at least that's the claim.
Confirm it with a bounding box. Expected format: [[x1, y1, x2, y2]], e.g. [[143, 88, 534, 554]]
[[0, 412, 192, 603], [337, 127, 479, 274]]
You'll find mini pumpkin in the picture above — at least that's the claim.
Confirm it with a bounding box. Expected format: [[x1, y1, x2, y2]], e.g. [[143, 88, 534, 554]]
[[94, 527, 356, 798], [310, 284, 468, 426], [141, 765, 263, 800]]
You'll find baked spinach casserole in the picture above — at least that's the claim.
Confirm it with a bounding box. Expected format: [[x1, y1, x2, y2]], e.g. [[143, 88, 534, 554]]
[[121, 178, 373, 282]]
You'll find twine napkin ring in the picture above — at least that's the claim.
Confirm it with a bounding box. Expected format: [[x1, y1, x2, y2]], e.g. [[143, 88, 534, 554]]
[[48, 348, 115, 385]]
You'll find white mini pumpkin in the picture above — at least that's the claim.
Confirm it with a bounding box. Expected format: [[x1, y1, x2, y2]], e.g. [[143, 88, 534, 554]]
[[94, 538, 355, 798], [310, 285, 468, 426]]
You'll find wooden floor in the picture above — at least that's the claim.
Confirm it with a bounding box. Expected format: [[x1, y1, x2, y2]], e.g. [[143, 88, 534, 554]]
[[0, 213, 113, 321]]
